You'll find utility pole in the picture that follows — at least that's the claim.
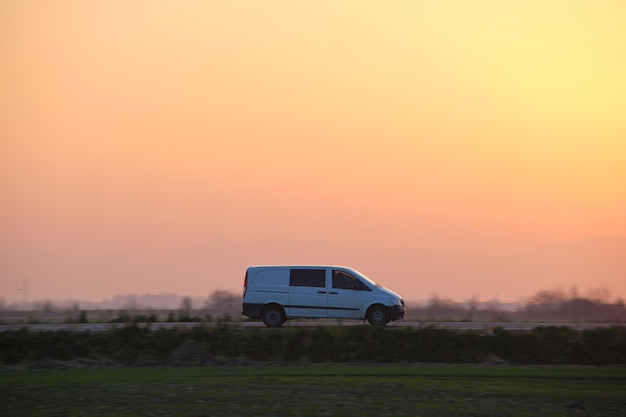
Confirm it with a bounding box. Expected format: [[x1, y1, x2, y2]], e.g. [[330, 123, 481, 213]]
[[17, 277, 28, 308]]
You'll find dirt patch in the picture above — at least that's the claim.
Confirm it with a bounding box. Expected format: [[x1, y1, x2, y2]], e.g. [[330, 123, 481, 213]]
[[167, 340, 265, 366], [6, 357, 120, 370]]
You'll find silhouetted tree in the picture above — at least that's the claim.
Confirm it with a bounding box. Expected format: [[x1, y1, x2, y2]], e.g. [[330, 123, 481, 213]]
[[203, 290, 240, 318], [178, 296, 194, 321], [79, 310, 88, 323], [466, 295, 479, 320], [525, 289, 566, 318]]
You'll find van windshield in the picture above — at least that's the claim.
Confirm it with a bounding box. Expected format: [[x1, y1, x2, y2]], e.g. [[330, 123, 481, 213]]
[[349, 268, 382, 287]]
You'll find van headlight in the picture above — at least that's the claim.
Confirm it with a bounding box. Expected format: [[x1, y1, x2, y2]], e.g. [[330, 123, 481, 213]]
[[390, 298, 401, 306]]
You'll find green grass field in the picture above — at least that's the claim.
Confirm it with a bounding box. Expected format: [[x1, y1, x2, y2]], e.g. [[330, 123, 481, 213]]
[[2, 365, 625, 417]]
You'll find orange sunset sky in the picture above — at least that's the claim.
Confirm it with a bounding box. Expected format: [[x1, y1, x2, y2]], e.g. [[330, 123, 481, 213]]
[[2, 1, 625, 305]]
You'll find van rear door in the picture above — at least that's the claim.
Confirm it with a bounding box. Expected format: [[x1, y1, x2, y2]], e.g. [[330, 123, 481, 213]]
[[287, 268, 328, 318]]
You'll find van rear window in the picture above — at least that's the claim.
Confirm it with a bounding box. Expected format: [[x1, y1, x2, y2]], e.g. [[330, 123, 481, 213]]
[[289, 269, 325, 288]]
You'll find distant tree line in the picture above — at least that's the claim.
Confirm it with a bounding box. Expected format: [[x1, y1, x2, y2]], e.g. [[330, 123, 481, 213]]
[[522, 287, 624, 321], [2, 287, 625, 324], [409, 288, 625, 323]]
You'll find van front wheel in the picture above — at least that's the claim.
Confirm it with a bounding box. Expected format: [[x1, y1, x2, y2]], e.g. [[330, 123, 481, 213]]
[[262, 305, 286, 327], [367, 305, 390, 326]]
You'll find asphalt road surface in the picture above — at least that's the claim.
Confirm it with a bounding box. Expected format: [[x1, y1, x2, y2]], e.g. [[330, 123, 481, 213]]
[[0, 321, 617, 332]]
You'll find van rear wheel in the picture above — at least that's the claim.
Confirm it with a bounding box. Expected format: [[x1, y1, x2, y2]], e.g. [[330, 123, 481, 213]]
[[367, 305, 390, 326], [262, 305, 285, 327]]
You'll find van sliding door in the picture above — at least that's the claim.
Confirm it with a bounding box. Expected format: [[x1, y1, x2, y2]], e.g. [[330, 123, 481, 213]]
[[287, 269, 328, 318]]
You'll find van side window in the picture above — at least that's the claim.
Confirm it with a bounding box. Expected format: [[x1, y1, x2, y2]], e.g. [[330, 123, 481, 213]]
[[289, 269, 326, 288], [332, 270, 370, 291]]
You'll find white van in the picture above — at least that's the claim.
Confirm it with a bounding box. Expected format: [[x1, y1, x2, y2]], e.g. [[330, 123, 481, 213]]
[[242, 265, 405, 327]]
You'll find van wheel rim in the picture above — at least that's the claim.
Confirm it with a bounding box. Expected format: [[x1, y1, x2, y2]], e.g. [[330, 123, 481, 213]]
[[372, 311, 384, 322], [265, 310, 281, 325], [262, 304, 285, 327]]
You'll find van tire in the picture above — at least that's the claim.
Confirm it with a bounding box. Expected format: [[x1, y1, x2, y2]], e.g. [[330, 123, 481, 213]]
[[367, 305, 390, 326], [262, 304, 286, 327]]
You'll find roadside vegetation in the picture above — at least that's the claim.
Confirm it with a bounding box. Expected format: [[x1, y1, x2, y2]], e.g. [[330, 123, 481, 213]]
[[1, 324, 625, 366]]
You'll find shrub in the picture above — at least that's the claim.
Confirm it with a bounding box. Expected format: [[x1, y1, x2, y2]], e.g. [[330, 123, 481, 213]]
[[1, 324, 625, 365]]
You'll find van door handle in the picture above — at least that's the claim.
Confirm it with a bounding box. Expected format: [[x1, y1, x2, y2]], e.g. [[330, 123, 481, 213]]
[[329, 291, 338, 295], [317, 291, 327, 294]]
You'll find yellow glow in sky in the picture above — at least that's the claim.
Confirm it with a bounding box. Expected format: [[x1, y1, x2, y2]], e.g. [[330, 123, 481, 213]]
[[1, 1, 625, 302]]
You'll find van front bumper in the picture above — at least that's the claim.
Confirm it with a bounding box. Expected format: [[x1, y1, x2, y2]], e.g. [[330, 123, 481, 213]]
[[389, 305, 406, 321]]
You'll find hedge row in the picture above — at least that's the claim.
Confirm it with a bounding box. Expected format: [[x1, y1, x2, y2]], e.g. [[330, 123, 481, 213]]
[[1, 324, 625, 365]]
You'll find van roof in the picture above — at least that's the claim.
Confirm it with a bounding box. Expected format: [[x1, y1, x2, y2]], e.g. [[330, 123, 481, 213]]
[[247, 265, 353, 269]]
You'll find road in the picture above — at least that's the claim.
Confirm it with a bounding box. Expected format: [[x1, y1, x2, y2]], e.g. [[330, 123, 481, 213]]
[[0, 321, 619, 332]]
